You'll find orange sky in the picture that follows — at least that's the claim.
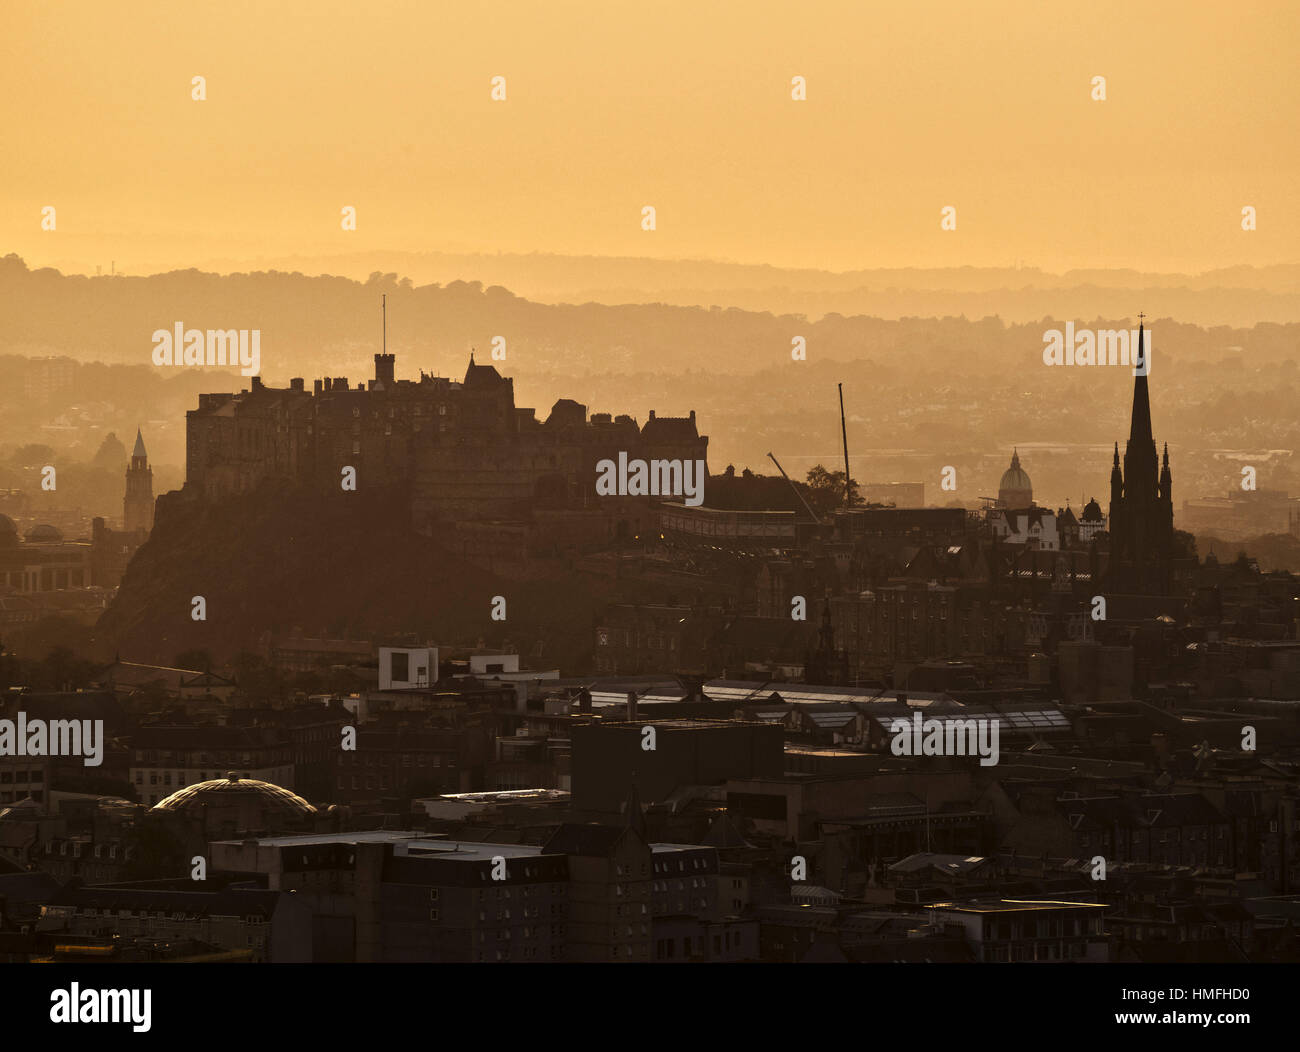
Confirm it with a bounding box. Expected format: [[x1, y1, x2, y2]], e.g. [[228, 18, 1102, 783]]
[[4, 0, 1297, 276]]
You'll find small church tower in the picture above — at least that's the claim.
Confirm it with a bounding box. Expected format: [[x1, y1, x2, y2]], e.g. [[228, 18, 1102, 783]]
[[124, 428, 155, 533]]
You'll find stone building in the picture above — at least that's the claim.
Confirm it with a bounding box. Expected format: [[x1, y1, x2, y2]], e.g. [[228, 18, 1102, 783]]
[[184, 353, 708, 531]]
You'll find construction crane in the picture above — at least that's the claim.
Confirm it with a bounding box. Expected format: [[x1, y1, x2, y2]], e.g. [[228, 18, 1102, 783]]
[[767, 452, 822, 525], [838, 382, 853, 507]]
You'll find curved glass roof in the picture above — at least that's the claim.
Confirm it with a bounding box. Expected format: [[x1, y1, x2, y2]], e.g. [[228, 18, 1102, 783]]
[[150, 774, 317, 816]]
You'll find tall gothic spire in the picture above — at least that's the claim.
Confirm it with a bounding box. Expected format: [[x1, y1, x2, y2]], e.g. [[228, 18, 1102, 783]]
[[1128, 320, 1153, 448]]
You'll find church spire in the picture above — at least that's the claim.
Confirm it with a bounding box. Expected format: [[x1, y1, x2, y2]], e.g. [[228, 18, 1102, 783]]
[[124, 427, 154, 533], [818, 598, 835, 652], [1128, 319, 1154, 449]]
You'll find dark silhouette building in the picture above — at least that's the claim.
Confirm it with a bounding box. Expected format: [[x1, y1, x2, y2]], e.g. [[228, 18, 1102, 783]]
[[997, 449, 1033, 508], [184, 354, 708, 530], [124, 428, 154, 533], [1107, 322, 1174, 594]]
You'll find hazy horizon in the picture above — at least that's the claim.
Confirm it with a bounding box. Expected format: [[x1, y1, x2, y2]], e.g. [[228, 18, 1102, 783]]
[[7, 0, 1300, 275]]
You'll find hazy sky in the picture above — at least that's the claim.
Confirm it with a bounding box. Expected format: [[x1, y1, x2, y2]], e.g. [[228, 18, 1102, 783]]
[[4, 0, 1297, 275]]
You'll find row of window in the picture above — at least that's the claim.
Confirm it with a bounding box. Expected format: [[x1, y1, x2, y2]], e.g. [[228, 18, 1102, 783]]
[[44, 842, 133, 860], [652, 878, 710, 892], [653, 857, 711, 874], [137, 771, 255, 786], [341, 753, 454, 767], [136, 752, 261, 764]]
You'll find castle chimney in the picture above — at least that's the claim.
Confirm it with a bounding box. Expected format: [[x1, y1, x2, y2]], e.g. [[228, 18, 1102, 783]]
[[314, 379, 323, 395], [251, 376, 263, 391], [291, 377, 304, 392]]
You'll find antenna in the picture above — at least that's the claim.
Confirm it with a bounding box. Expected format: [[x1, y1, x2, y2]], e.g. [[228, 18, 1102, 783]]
[[382, 293, 386, 354], [838, 383, 852, 507]]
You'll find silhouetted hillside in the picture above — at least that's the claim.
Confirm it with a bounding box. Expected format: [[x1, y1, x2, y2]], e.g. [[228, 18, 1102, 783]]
[[93, 485, 620, 672], [55, 251, 1300, 327]]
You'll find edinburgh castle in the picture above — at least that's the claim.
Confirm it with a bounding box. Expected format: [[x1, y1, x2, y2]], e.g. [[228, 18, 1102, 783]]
[[184, 352, 709, 538]]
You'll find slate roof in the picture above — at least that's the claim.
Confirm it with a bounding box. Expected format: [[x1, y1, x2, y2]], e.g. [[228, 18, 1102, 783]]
[[542, 823, 630, 857]]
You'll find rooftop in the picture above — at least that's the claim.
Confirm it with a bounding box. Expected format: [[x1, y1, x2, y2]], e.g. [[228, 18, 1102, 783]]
[[933, 899, 1106, 913]]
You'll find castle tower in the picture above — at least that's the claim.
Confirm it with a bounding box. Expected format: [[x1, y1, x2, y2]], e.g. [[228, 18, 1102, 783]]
[[124, 428, 155, 533], [1106, 321, 1174, 593]]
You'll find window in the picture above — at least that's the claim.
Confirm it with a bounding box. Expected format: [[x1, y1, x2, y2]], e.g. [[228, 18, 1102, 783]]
[[429, 909, 439, 922], [390, 651, 409, 682]]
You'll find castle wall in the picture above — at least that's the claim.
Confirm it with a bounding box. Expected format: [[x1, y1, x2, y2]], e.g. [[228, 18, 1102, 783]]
[[186, 356, 709, 531]]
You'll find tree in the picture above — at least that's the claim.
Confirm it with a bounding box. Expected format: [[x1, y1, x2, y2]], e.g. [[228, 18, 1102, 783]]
[[91, 432, 128, 471], [9, 443, 57, 468], [805, 464, 860, 513]]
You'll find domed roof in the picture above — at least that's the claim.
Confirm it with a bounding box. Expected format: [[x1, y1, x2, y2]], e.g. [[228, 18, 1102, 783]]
[[998, 450, 1032, 494], [0, 514, 16, 547], [24, 523, 63, 543], [150, 773, 317, 817], [1081, 497, 1104, 522]]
